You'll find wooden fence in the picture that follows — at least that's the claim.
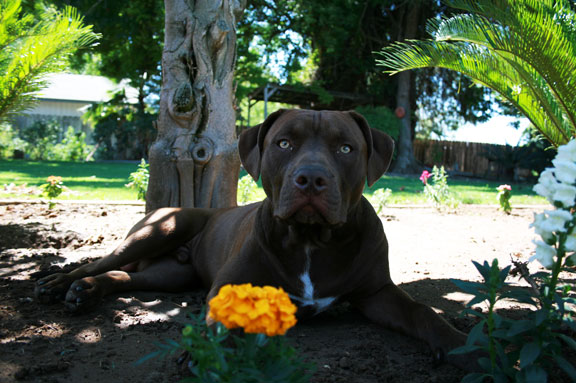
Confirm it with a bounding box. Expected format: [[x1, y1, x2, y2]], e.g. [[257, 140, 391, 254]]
[[413, 139, 519, 179]]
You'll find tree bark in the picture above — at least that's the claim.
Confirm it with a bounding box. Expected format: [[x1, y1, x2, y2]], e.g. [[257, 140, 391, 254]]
[[392, 3, 421, 174], [146, 0, 246, 212]]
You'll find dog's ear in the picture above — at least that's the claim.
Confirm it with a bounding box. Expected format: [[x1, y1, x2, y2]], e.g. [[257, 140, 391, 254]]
[[238, 109, 287, 181], [348, 111, 395, 186]]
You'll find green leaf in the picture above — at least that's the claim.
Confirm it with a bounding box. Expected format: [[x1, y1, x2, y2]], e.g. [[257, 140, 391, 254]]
[[492, 312, 504, 328], [520, 364, 548, 383], [491, 329, 510, 339], [477, 356, 492, 372], [533, 309, 548, 326], [507, 319, 534, 337], [557, 333, 576, 351], [472, 260, 489, 277], [467, 294, 490, 307], [462, 308, 486, 319], [501, 289, 536, 305], [450, 279, 485, 295], [467, 321, 488, 347], [134, 349, 163, 366], [494, 341, 510, 369], [448, 344, 484, 355], [519, 342, 541, 369], [498, 265, 512, 283], [553, 355, 576, 380]]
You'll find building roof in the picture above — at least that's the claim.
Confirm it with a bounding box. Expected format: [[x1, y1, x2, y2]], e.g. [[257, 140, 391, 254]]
[[37, 73, 138, 104]]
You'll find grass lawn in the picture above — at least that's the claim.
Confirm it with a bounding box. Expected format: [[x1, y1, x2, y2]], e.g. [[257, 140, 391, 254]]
[[366, 175, 545, 205], [0, 160, 140, 201], [0, 159, 546, 205]]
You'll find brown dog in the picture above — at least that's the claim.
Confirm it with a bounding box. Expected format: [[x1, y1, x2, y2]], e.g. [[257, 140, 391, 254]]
[[36, 109, 468, 367]]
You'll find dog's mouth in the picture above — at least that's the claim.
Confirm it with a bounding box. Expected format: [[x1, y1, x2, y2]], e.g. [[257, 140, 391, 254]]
[[275, 197, 341, 226], [292, 203, 327, 225]]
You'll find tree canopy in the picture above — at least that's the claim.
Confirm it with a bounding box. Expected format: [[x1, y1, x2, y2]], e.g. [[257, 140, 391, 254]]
[[239, 1, 495, 128]]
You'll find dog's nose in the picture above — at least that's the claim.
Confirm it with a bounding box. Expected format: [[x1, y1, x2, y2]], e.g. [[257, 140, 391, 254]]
[[293, 167, 329, 194]]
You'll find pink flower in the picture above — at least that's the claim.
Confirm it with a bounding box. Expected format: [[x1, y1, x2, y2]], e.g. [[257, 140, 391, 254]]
[[498, 184, 512, 192], [420, 170, 432, 185]]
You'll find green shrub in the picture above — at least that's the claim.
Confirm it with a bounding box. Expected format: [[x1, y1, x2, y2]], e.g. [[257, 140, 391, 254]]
[[354, 105, 401, 141], [8, 120, 94, 161], [20, 119, 60, 160], [51, 127, 94, 161], [237, 174, 261, 205], [0, 124, 26, 159]]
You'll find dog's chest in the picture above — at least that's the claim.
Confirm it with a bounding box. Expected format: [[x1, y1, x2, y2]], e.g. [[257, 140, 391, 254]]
[[288, 245, 338, 314]]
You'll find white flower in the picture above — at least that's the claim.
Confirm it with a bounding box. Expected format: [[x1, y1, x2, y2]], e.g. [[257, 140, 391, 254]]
[[531, 212, 555, 242], [564, 233, 576, 252], [556, 140, 576, 162], [533, 168, 558, 202], [552, 159, 576, 184], [531, 240, 556, 269], [537, 209, 573, 233], [552, 182, 576, 208]]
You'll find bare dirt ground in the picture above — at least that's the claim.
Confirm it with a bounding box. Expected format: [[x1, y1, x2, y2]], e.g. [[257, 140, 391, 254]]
[[0, 201, 565, 382]]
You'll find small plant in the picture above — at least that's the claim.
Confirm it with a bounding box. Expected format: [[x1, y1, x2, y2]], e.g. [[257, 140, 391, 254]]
[[237, 174, 260, 205], [140, 284, 313, 382], [451, 140, 576, 382], [420, 166, 459, 211], [369, 187, 392, 215], [41, 175, 64, 209], [497, 184, 512, 214], [126, 159, 149, 201]]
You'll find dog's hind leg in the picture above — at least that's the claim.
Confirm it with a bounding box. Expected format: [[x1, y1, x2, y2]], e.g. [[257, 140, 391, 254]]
[[35, 207, 214, 304]]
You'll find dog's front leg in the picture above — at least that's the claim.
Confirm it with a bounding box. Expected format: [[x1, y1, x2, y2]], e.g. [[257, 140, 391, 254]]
[[353, 284, 475, 370], [35, 207, 213, 307]]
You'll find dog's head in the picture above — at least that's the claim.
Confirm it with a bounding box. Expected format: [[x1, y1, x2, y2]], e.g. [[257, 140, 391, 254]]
[[238, 109, 394, 226]]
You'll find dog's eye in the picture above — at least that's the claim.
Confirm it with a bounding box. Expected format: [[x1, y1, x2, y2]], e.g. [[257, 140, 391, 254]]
[[278, 139, 291, 150], [339, 144, 352, 154]]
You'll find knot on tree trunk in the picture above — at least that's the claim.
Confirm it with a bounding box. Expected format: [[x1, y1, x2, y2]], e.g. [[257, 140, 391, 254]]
[[192, 136, 214, 165], [173, 82, 194, 113]]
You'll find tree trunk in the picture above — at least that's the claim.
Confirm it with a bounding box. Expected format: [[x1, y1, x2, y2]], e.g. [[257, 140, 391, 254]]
[[392, 3, 421, 174], [146, 0, 246, 212]]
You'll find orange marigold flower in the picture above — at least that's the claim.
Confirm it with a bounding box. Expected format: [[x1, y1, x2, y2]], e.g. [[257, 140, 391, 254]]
[[208, 284, 298, 336]]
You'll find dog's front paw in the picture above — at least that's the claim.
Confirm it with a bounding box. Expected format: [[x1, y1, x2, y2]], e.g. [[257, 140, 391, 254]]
[[64, 277, 104, 313], [35, 273, 73, 304]]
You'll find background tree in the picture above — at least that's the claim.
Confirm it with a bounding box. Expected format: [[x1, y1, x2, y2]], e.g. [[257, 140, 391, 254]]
[[0, 0, 99, 122], [146, 0, 247, 211], [50, 0, 164, 113], [238, 0, 496, 172], [50, 0, 163, 160], [378, 0, 576, 147]]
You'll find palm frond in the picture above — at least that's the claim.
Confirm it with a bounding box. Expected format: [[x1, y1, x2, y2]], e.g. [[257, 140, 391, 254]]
[[378, 41, 569, 145], [378, 0, 576, 146], [0, 1, 100, 122]]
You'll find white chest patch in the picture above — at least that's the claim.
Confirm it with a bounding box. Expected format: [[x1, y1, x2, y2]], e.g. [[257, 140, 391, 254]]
[[289, 245, 337, 314]]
